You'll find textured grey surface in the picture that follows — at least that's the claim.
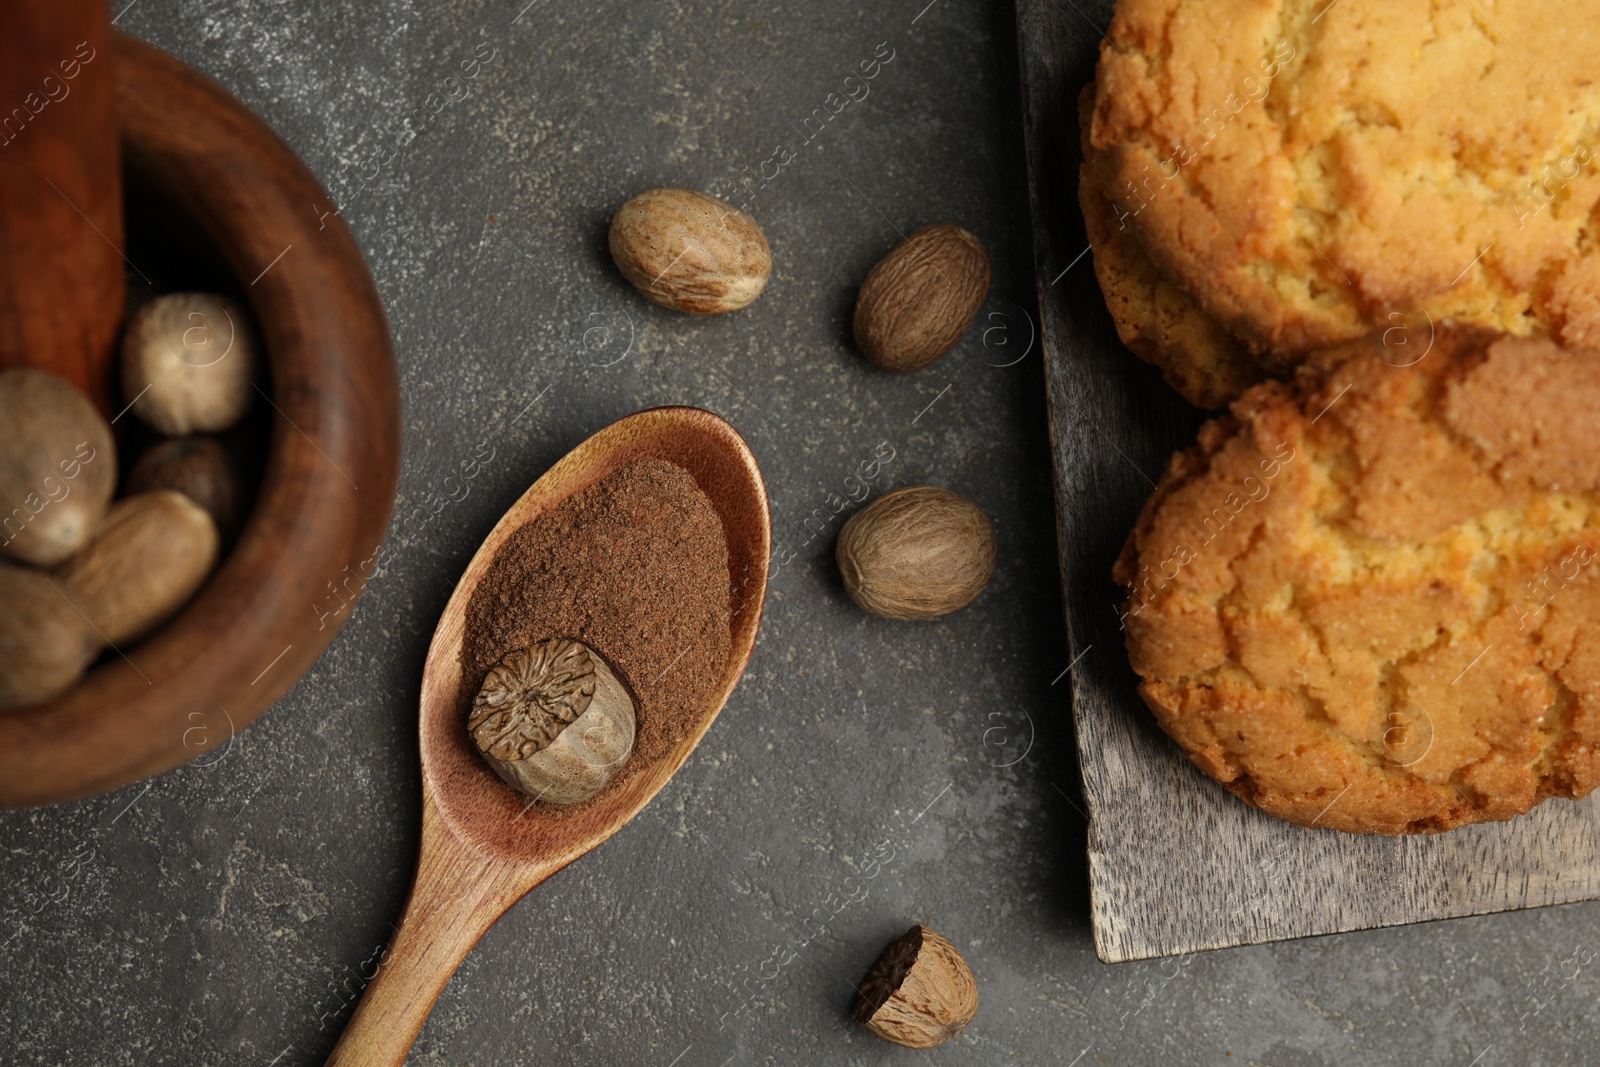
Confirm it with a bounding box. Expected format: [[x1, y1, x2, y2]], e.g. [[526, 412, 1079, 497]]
[[1, 1, 1596, 1065]]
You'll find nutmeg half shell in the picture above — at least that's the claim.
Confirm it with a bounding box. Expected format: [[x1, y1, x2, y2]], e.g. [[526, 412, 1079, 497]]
[[854, 925, 979, 1049], [609, 188, 771, 314], [853, 223, 990, 372]]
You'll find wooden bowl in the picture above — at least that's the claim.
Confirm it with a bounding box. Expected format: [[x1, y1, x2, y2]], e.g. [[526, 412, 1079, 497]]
[[0, 33, 401, 806]]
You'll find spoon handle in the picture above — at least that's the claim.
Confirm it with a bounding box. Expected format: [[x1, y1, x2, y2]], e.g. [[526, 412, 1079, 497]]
[[324, 801, 548, 1066]]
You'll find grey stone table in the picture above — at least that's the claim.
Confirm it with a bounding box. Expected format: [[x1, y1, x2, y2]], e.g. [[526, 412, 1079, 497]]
[[2, 2, 1594, 1065]]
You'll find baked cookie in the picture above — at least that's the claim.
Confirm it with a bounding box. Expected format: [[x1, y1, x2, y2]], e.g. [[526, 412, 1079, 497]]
[[1078, 86, 1284, 407], [1081, 0, 1600, 408], [1115, 327, 1600, 834]]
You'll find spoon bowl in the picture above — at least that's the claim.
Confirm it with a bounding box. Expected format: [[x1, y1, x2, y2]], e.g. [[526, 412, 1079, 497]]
[[326, 406, 769, 1065]]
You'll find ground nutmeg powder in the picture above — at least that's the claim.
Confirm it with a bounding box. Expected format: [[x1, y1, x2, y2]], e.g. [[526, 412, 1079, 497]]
[[458, 458, 732, 802]]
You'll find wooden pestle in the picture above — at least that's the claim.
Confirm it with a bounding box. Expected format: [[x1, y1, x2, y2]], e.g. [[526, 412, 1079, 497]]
[[0, 0, 125, 415]]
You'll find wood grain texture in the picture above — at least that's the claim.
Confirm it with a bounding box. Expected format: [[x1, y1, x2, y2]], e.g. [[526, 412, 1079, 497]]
[[325, 406, 771, 1065], [1015, 0, 1600, 962], [0, 0, 124, 413], [0, 33, 401, 806]]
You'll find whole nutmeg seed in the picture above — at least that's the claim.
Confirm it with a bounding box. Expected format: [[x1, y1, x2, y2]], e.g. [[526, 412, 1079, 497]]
[[122, 292, 256, 435], [854, 925, 979, 1049], [56, 491, 220, 646], [0, 562, 102, 711], [836, 486, 996, 620], [0, 368, 116, 567], [468, 637, 636, 804], [127, 436, 245, 540], [853, 223, 990, 372], [609, 188, 771, 314]]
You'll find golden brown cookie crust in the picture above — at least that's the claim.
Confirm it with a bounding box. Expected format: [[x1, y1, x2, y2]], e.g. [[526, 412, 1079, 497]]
[[1115, 327, 1600, 834], [1079, 85, 1280, 408], [1083, 0, 1600, 406]]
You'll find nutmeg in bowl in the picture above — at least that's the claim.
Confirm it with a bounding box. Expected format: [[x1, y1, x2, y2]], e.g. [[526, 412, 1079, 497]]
[[126, 435, 246, 540]]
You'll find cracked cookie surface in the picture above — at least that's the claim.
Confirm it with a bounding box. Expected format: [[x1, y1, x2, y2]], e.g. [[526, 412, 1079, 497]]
[[1081, 0, 1600, 408], [1115, 327, 1600, 833]]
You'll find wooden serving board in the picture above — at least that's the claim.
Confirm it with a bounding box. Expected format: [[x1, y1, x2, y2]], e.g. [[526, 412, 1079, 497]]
[[1015, 0, 1600, 963]]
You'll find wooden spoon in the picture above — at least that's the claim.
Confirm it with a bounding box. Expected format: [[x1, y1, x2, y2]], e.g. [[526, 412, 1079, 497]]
[[324, 406, 770, 1065]]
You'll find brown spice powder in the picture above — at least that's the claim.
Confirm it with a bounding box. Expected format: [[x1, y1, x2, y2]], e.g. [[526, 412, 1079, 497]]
[[458, 458, 732, 801]]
